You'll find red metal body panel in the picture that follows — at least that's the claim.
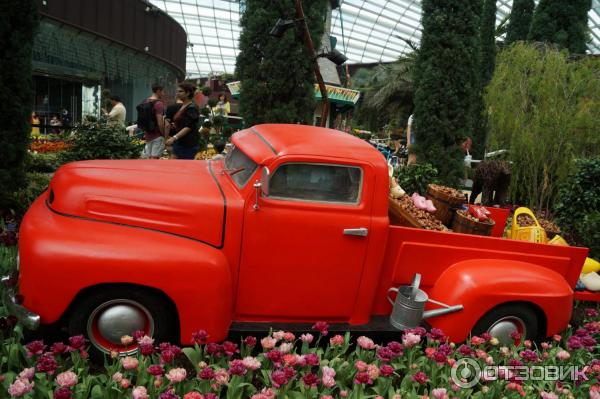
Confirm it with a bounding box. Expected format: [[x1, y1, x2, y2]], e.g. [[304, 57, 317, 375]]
[[485, 207, 510, 237], [424, 260, 574, 342], [16, 124, 590, 345], [20, 196, 234, 343], [49, 160, 225, 247]]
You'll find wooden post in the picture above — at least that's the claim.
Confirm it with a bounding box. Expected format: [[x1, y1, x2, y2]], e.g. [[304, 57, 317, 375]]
[[295, 0, 329, 127]]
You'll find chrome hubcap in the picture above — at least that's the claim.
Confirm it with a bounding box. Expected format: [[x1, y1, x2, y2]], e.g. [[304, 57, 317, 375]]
[[488, 316, 526, 346], [87, 299, 154, 353]]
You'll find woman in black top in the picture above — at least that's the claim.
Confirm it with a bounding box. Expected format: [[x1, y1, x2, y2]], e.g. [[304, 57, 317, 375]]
[[166, 83, 200, 159]]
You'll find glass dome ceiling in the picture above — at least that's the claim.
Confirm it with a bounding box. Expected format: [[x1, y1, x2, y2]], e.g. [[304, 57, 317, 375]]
[[151, 0, 600, 78]]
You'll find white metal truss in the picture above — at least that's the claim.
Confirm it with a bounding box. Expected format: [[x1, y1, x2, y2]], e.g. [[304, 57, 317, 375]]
[[150, 0, 600, 77]]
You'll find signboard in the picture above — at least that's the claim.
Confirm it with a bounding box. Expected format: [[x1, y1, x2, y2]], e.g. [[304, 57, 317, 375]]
[[227, 81, 361, 106], [314, 84, 361, 105], [227, 81, 241, 98]]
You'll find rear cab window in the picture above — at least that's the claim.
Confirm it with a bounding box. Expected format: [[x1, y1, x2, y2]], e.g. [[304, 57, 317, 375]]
[[268, 163, 363, 204]]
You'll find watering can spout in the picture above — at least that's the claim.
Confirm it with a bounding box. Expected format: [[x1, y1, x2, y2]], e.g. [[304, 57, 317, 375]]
[[422, 305, 464, 320]]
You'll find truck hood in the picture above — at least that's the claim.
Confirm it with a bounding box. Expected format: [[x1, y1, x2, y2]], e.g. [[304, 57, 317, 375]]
[[47, 160, 225, 247]]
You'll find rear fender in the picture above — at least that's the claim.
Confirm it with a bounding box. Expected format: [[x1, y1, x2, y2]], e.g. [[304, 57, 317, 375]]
[[425, 259, 573, 342]]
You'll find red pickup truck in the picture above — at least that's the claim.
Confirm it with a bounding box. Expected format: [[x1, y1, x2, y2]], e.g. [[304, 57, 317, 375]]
[[4, 124, 590, 355]]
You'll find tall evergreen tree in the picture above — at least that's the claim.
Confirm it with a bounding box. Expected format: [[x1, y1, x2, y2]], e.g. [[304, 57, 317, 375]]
[[471, 0, 497, 159], [480, 0, 497, 87], [528, 0, 592, 54], [0, 0, 38, 208], [235, 0, 327, 126], [413, 0, 483, 186], [505, 0, 535, 45]]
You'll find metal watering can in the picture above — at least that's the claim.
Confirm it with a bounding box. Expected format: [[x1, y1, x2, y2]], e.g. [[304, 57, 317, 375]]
[[387, 273, 464, 330]]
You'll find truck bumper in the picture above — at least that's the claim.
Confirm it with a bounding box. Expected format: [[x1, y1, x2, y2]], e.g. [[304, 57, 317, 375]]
[[1, 276, 40, 330]]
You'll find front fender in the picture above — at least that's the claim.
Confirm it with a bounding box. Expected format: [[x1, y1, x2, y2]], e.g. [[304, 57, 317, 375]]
[[19, 196, 233, 343], [425, 259, 573, 342]]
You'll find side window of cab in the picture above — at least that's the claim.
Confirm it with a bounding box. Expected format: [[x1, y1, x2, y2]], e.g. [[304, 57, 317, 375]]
[[268, 163, 362, 204]]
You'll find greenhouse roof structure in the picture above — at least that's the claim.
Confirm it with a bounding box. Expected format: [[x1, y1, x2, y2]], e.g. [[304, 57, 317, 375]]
[[150, 0, 600, 78]]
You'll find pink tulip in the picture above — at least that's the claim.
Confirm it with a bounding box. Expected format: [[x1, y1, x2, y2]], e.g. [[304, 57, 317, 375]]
[[402, 332, 421, 348], [330, 335, 344, 346], [355, 360, 368, 372], [242, 356, 262, 370], [261, 337, 277, 350], [18, 368, 35, 381], [132, 386, 149, 399], [166, 367, 187, 383], [120, 378, 130, 389], [300, 334, 314, 343], [8, 378, 34, 397], [556, 350, 571, 361], [121, 356, 139, 370], [432, 388, 449, 399], [55, 371, 78, 387], [357, 336, 375, 350], [112, 372, 123, 382]]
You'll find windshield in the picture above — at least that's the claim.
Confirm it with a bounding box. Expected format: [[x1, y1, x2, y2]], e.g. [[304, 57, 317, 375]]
[[224, 145, 258, 187]]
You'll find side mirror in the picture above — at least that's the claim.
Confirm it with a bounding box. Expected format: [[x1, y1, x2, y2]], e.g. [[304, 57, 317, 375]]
[[253, 167, 270, 211], [260, 167, 270, 196]]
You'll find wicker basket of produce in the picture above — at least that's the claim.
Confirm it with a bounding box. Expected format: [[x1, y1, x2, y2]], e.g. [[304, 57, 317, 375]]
[[389, 195, 449, 232], [426, 184, 466, 226], [538, 218, 561, 240], [452, 209, 495, 236]]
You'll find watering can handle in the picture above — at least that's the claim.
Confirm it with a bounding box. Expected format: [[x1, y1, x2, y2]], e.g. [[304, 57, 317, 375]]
[[410, 273, 421, 300], [387, 287, 398, 306]]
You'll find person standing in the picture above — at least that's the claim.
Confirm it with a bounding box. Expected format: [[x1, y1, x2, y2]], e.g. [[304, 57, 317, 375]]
[[165, 83, 200, 159], [49, 114, 62, 134], [103, 95, 126, 126], [213, 94, 230, 117], [140, 84, 166, 159], [406, 114, 417, 165], [31, 112, 40, 137]]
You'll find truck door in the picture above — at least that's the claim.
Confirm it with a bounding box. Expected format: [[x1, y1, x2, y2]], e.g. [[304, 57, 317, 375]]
[[236, 161, 372, 319]]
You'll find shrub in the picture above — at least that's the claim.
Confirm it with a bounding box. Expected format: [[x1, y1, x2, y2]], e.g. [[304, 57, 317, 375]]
[[5, 172, 52, 217], [554, 157, 600, 257], [0, 1, 38, 210], [25, 152, 62, 173], [394, 163, 438, 196], [580, 211, 600, 259], [60, 116, 142, 163]]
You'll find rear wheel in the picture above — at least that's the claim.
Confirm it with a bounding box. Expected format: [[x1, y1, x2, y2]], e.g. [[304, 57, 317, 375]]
[[472, 304, 539, 346], [68, 286, 175, 358]]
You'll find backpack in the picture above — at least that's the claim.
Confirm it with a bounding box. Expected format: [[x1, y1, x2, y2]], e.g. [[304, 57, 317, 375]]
[[136, 99, 157, 132]]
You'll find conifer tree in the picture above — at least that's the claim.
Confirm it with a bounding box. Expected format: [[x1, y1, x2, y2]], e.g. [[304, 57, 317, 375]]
[[235, 0, 327, 126], [413, 0, 482, 185], [0, 0, 38, 208], [505, 0, 534, 45], [528, 0, 592, 54], [471, 0, 497, 158]]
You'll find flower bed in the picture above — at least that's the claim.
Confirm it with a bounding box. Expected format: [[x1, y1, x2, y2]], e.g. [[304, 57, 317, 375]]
[[29, 140, 71, 154], [0, 310, 599, 399]]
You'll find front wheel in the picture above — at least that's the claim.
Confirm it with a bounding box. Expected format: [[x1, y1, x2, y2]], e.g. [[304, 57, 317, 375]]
[[68, 286, 175, 357], [471, 304, 539, 346]]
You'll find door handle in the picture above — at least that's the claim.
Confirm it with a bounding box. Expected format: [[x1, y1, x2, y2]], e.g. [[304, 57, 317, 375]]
[[343, 228, 368, 237]]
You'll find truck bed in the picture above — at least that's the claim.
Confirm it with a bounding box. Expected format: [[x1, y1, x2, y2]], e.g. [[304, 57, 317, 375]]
[[372, 223, 589, 314]]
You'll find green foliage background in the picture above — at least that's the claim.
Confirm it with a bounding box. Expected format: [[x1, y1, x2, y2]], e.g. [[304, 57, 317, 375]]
[[554, 158, 600, 259], [394, 163, 439, 196], [504, 0, 535, 45], [413, 0, 483, 186], [0, 1, 38, 209], [486, 43, 600, 211], [528, 0, 592, 54], [60, 117, 143, 163], [235, 0, 327, 126]]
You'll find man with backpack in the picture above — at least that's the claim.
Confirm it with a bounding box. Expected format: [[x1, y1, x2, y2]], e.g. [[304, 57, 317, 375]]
[[137, 84, 165, 159]]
